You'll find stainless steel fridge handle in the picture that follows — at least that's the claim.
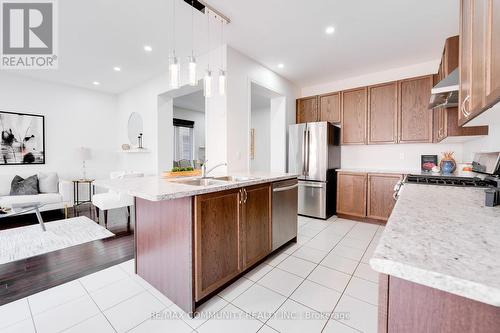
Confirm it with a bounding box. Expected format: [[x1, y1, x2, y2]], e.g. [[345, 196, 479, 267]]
[[306, 129, 311, 176], [301, 129, 307, 175], [273, 184, 299, 192]]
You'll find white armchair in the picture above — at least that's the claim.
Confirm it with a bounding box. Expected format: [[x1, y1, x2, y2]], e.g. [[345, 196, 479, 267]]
[[92, 171, 144, 229]]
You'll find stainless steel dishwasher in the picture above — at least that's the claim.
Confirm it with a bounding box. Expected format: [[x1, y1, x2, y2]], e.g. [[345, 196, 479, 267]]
[[272, 179, 298, 250]]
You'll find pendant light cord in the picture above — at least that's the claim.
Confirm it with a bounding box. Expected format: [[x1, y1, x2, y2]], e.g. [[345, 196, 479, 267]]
[[207, 9, 210, 71], [220, 17, 224, 70], [172, 0, 176, 57], [191, 0, 194, 57]]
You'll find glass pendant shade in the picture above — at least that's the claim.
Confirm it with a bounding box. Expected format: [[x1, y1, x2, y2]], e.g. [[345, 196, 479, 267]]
[[204, 70, 212, 97], [169, 56, 180, 89], [218, 69, 226, 96], [188, 56, 197, 86]]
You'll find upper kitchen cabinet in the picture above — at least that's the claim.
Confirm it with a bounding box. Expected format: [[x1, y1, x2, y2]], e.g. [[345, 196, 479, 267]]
[[319, 92, 341, 123], [296, 96, 319, 123], [434, 35, 488, 142], [459, 0, 500, 125], [341, 87, 368, 144], [399, 76, 434, 143], [368, 82, 398, 144], [486, 0, 500, 107]]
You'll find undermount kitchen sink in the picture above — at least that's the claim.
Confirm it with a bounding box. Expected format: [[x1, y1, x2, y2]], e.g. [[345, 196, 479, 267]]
[[170, 178, 228, 186], [213, 176, 258, 182]]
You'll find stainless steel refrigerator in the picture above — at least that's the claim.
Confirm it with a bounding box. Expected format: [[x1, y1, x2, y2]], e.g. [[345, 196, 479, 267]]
[[288, 122, 340, 219]]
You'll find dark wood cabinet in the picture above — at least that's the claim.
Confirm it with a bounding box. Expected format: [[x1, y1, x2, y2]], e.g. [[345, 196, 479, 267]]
[[398, 76, 434, 143], [341, 88, 368, 145], [368, 82, 398, 144], [241, 184, 271, 269], [194, 189, 242, 301], [367, 174, 402, 221], [194, 183, 271, 301], [459, 0, 500, 125], [337, 172, 367, 218], [319, 92, 341, 123], [296, 96, 319, 123]]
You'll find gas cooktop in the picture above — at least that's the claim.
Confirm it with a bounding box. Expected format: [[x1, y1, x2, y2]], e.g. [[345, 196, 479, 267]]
[[405, 174, 493, 188]]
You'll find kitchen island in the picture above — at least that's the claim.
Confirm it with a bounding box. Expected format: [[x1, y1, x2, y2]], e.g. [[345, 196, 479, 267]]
[[370, 183, 500, 332], [95, 173, 298, 314]]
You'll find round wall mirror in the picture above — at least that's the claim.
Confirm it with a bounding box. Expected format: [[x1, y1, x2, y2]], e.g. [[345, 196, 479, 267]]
[[128, 112, 143, 146]]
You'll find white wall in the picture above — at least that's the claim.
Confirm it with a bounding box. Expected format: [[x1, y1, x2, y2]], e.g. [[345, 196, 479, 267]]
[[250, 107, 271, 172], [462, 103, 500, 162], [300, 60, 469, 170], [173, 107, 205, 160], [0, 73, 118, 180], [227, 47, 299, 173], [116, 46, 226, 175]]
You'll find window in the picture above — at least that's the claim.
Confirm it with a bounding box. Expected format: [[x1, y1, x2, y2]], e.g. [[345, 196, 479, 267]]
[[173, 118, 194, 162]]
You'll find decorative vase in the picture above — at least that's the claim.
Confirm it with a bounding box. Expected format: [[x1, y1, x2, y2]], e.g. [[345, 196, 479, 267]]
[[440, 152, 457, 174]]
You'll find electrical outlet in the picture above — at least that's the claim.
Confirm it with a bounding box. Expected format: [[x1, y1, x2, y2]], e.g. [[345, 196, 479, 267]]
[[399, 153, 405, 160]]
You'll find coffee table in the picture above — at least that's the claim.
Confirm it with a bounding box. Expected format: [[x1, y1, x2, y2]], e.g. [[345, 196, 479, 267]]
[[0, 202, 47, 231]]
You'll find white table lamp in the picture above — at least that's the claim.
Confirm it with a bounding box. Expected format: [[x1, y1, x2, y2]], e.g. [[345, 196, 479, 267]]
[[77, 147, 92, 180]]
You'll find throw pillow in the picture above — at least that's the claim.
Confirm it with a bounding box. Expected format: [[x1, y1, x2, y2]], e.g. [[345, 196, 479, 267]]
[[10, 175, 39, 196], [38, 172, 59, 193]]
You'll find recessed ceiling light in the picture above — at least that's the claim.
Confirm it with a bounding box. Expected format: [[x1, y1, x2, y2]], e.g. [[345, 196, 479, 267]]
[[92, 81, 100, 86], [143, 45, 152, 52], [278, 63, 284, 69], [325, 26, 335, 34], [113, 66, 121, 72]]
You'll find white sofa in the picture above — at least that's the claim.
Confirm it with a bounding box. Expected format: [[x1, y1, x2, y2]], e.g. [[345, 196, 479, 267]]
[[0, 173, 73, 213]]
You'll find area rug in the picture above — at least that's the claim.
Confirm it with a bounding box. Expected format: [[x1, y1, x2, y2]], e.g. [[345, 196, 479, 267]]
[[0, 216, 115, 264]]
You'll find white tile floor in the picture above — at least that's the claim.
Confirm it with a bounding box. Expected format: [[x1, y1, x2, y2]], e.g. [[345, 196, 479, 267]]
[[0, 216, 383, 333]]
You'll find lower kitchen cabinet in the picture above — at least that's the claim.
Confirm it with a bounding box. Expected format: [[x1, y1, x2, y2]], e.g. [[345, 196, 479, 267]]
[[194, 188, 242, 301], [336, 172, 368, 218], [337, 172, 401, 223], [367, 174, 402, 221], [194, 183, 271, 301], [241, 184, 272, 269]]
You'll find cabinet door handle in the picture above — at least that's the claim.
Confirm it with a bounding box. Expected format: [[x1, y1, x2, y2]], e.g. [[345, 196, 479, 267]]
[[243, 188, 248, 203], [461, 95, 471, 117], [239, 189, 243, 204]]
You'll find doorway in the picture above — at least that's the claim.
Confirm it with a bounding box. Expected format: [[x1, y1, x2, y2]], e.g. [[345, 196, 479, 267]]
[[172, 89, 206, 169], [250, 82, 285, 173]]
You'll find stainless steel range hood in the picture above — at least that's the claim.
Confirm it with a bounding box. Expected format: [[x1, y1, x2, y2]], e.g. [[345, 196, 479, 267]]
[[428, 68, 459, 109]]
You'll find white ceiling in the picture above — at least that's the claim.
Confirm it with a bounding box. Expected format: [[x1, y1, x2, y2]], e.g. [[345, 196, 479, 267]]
[[210, 0, 459, 87], [9, 0, 459, 94], [173, 89, 205, 112]]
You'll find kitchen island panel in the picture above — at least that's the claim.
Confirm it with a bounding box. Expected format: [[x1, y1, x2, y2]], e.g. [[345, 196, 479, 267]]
[[135, 196, 194, 313]]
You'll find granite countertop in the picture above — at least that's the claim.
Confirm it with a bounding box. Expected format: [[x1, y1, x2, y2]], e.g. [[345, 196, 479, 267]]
[[94, 172, 298, 201], [370, 183, 500, 306]]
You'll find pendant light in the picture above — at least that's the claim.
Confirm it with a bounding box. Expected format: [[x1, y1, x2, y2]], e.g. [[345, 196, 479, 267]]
[[218, 17, 226, 96], [204, 10, 212, 97], [169, 0, 180, 89], [188, 0, 197, 86]]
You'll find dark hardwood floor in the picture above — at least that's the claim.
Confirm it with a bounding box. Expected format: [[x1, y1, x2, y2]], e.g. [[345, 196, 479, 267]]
[[0, 204, 134, 306]]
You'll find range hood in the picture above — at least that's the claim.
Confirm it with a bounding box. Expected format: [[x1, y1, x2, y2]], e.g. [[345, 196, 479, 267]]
[[428, 68, 459, 109]]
